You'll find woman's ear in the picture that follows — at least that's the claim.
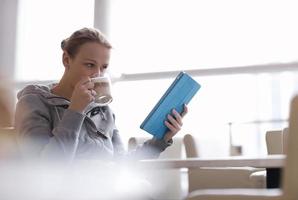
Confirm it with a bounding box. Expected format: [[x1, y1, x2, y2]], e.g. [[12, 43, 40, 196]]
[[62, 52, 70, 69]]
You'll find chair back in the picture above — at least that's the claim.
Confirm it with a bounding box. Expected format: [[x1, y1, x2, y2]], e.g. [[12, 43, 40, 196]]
[[266, 130, 283, 154], [282, 127, 289, 154], [127, 137, 137, 151], [0, 127, 20, 160], [282, 95, 298, 200], [183, 134, 199, 158]]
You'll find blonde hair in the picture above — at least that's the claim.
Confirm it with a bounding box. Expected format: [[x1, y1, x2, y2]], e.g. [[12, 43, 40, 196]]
[[61, 27, 112, 58]]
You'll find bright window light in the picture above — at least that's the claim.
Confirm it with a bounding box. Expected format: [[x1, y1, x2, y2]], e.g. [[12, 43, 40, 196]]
[[16, 0, 94, 81], [106, 0, 298, 156], [108, 0, 298, 74], [14, 0, 298, 157]]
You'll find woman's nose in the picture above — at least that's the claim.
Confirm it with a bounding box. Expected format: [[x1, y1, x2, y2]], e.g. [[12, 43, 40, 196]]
[[91, 73, 99, 78], [92, 68, 104, 77]]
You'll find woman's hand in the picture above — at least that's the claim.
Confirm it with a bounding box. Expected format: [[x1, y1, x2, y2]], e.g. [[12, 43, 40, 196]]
[[163, 104, 188, 142], [69, 77, 96, 113]]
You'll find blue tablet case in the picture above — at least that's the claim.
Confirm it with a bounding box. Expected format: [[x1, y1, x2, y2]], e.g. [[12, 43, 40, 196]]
[[140, 72, 201, 139]]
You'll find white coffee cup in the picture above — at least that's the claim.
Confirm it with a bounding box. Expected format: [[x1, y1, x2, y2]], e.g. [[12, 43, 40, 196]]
[[91, 76, 113, 106]]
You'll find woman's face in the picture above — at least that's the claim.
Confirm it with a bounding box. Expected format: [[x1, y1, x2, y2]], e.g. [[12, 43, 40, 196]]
[[64, 42, 110, 88]]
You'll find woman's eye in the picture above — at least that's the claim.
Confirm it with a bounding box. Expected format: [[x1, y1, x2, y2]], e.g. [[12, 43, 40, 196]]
[[102, 65, 108, 70], [86, 63, 95, 68]]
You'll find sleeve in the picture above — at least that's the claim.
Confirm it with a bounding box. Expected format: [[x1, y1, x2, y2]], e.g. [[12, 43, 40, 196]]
[[15, 94, 85, 162], [112, 128, 173, 160]]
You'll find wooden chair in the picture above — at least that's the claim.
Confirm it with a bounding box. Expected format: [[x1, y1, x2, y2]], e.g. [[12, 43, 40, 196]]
[[184, 134, 266, 193], [186, 95, 298, 200], [266, 130, 284, 155], [250, 128, 288, 188], [0, 127, 20, 160]]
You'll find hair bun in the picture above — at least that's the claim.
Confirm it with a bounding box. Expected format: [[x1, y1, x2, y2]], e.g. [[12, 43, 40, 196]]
[[61, 39, 66, 50]]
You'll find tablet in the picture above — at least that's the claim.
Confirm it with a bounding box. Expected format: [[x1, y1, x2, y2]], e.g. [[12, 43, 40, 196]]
[[140, 72, 201, 139]]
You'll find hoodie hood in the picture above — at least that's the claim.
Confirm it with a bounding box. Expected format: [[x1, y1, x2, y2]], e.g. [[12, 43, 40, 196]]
[[17, 84, 70, 106], [17, 84, 102, 111]]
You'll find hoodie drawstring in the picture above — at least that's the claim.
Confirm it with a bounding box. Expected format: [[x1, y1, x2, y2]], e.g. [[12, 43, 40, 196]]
[[55, 106, 61, 121]]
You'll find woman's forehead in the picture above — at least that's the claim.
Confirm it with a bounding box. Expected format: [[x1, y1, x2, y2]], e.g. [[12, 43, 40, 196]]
[[75, 42, 110, 62]]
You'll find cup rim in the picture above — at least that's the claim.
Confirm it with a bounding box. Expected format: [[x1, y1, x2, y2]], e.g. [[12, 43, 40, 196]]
[[91, 76, 110, 82], [96, 96, 113, 106]]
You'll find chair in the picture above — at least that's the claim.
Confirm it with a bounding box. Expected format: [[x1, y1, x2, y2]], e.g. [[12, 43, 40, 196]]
[[186, 95, 298, 200], [0, 127, 20, 160], [249, 129, 284, 187], [281, 128, 289, 154], [128, 136, 185, 199], [266, 130, 284, 155], [184, 134, 266, 193]]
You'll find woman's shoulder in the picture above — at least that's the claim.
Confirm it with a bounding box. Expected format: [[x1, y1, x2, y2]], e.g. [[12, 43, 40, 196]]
[[16, 84, 53, 107], [17, 84, 51, 98]]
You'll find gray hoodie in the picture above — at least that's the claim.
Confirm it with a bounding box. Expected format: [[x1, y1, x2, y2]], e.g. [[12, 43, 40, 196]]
[[15, 84, 171, 162]]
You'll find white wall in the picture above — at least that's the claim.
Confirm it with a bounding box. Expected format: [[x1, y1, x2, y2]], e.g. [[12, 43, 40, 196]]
[[94, 0, 110, 35], [0, 0, 18, 79], [0, 0, 18, 125]]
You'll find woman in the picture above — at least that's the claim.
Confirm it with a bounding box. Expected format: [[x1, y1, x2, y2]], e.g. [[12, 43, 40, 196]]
[[15, 27, 187, 162]]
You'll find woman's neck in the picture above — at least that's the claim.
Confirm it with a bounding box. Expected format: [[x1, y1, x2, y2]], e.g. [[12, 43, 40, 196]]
[[51, 78, 73, 100]]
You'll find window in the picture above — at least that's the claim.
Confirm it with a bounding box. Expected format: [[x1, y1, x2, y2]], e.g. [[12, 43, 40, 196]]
[[108, 0, 298, 74], [16, 0, 94, 81], [15, 0, 298, 156], [107, 0, 298, 155], [111, 72, 298, 156]]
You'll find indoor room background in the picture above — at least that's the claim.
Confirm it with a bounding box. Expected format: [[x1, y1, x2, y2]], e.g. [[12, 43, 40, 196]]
[[1, 0, 298, 157]]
